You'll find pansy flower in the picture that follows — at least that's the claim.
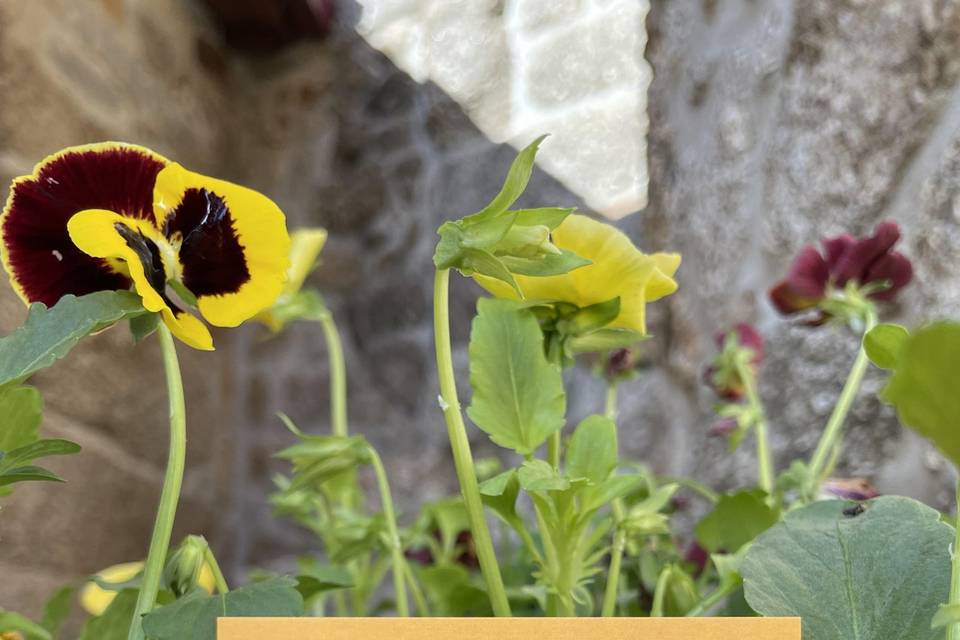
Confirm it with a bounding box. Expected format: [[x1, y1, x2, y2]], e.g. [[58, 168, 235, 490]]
[[79, 560, 215, 616], [473, 214, 680, 335], [1, 143, 290, 350], [254, 227, 328, 333], [770, 221, 912, 317]]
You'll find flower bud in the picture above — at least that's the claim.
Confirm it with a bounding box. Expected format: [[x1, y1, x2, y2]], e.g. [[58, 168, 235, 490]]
[[164, 535, 216, 597]]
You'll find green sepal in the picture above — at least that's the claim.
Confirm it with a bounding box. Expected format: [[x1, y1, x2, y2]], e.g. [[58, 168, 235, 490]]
[[864, 323, 909, 370], [130, 312, 161, 343]]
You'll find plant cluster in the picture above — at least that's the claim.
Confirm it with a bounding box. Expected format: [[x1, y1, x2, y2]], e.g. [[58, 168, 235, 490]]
[[0, 140, 958, 640]]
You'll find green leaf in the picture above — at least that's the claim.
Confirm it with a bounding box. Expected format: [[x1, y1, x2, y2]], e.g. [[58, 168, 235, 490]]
[[480, 469, 521, 524], [459, 249, 520, 294], [566, 298, 621, 336], [129, 312, 160, 343], [566, 328, 647, 354], [498, 250, 590, 277], [517, 459, 570, 492], [0, 385, 42, 452], [0, 291, 147, 389], [694, 490, 779, 553], [881, 322, 960, 466], [864, 323, 909, 369], [295, 562, 353, 601], [78, 589, 138, 640], [0, 465, 65, 487], [141, 577, 303, 640], [40, 585, 76, 637], [580, 474, 647, 515], [1, 439, 81, 469], [742, 497, 952, 640], [467, 299, 566, 455], [0, 610, 52, 640], [565, 415, 617, 483], [468, 136, 547, 222], [513, 207, 575, 229]]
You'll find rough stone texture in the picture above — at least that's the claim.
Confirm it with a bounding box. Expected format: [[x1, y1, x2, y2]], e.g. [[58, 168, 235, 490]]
[[354, 0, 651, 217], [643, 0, 960, 510], [0, 0, 238, 616]]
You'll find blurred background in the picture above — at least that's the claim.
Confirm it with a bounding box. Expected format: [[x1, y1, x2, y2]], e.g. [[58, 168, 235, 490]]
[[2, 0, 960, 616]]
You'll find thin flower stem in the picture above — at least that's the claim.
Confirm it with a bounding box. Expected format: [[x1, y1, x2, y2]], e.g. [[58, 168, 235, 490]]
[[601, 382, 625, 617], [318, 308, 348, 437], [367, 447, 409, 617], [657, 476, 720, 504], [684, 580, 739, 617], [949, 476, 960, 640], [735, 359, 774, 495], [650, 566, 672, 617], [401, 559, 430, 617], [432, 269, 512, 617], [202, 545, 230, 594], [804, 309, 878, 501], [127, 324, 187, 640]]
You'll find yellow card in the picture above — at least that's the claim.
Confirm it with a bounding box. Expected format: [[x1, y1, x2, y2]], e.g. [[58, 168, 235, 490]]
[[218, 617, 800, 639]]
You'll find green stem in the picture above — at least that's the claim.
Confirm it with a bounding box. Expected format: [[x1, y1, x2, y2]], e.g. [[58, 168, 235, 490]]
[[367, 447, 409, 617], [601, 501, 626, 617], [127, 324, 187, 640], [401, 559, 430, 617], [547, 431, 561, 469], [735, 359, 774, 495], [949, 476, 960, 640], [657, 476, 720, 504], [804, 309, 878, 500], [601, 382, 624, 617], [432, 269, 512, 617], [319, 309, 348, 437], [685, 580, 739, 617], [202, 545, 230, 594], [650, 566, 672, 617]]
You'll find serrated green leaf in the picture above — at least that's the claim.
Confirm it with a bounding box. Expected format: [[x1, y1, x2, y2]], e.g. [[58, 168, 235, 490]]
[[466, 299, 565, 455], [742, 497, 951, 640], [881, 323, 960, 466], [864, 323, 909, 370], [78, 589, 138, 640], [0, 385, 42, 452], [565, 415, 617, 484], [295, 561, 353, 600], [129, 312, 160, 343], [0, 610, 52, 640], [518, 459, 570, 492], [0, 291, 147, 389], [695, 490, 779, 553], [141, 577, 303, 640]]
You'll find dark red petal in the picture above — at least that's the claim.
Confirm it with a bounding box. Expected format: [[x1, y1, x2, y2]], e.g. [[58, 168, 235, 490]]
[[163, 188, 250, 297], [1, 144, 164, 306], [865, 251, 913, 301], [834, 221, 901, 286], [734, 322, 764, 364], [786, 245, 829, 299], [708, 416, 739, 437], [769, 280, 819, 315], [822, 234, 855, 272]]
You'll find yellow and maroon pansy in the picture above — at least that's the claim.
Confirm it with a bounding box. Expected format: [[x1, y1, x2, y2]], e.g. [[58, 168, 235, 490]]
[[0, 142, 290, 350]]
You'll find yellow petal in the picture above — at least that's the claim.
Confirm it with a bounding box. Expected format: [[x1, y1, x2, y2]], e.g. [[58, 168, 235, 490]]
[[67, 209, 214, 351], [285, 228, 327, 297], [80, 561, 144, 616], [474, 214, 681, 334], [153, 163, 290, 328]]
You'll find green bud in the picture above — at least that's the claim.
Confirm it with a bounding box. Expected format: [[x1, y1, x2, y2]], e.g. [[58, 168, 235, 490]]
[[164, 535, 208, 597]]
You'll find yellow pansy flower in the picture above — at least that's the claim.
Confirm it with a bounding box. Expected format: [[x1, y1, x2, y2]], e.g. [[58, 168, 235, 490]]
[[1, 142, 291, 350], [474, 214, 680, 334], [79, 560, 216, 616]]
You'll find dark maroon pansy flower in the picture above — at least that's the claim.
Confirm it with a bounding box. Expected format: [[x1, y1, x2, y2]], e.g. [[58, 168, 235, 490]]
[[770, 221, 913, 315]]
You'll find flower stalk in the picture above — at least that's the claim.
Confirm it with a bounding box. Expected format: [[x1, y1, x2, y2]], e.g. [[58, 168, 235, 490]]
[[734, 358, 774, 495], [367, 447, 409, 617], [127, 323, 187, 640], [804, 308, 878, 501], [601, 382, 625, 617], [433, 268, 512, 616], [318, 307, 348, 437]]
